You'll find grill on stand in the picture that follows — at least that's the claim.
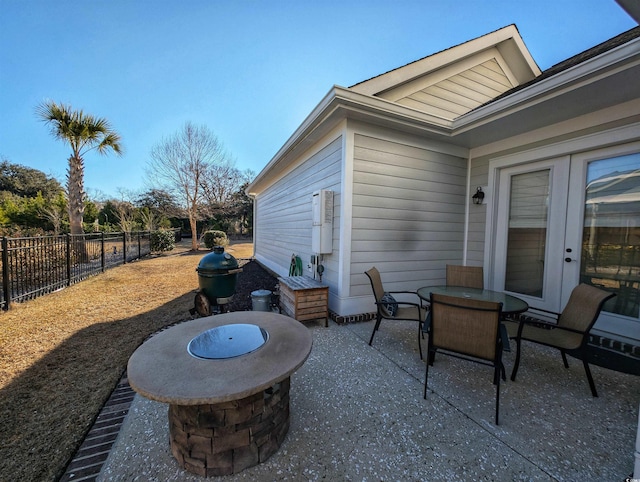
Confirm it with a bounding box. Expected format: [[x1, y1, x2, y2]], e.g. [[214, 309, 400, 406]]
[[193, 246, 242, 316]]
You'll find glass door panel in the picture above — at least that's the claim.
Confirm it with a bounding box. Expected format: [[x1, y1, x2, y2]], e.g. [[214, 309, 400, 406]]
[[505, 170, 550, 297], [580, 154, 640, 318]]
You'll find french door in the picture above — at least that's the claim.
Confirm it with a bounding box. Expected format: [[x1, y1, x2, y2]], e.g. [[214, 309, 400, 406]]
[[493, 157, 569, 312], [492, 144, 640, 341]]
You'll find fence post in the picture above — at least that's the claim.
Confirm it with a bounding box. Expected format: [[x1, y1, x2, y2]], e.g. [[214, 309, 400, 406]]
[[123, 232, 127, 264], [101, 232, 105, 272], [66, 234, 72, 286], [138, 232, 141, 258], [2, 237, 10, 310]]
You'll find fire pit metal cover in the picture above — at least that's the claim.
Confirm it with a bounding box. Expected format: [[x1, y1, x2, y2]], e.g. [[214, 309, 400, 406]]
[[187, 323, 268, 359]]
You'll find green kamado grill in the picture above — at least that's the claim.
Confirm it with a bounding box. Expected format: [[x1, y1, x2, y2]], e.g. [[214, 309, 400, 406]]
[[195, 246, 242, 314]]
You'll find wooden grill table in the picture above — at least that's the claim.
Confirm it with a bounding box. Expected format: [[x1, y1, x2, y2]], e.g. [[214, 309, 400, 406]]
[[127, 311, 313, 477], [278, 276, 329, 327]]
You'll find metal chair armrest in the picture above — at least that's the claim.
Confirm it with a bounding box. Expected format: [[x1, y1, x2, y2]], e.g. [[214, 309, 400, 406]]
[[526, 306, 560, 319], [386, 290, 429, 307], [375, 300, 422, 308], [514, 317, 586, 337]]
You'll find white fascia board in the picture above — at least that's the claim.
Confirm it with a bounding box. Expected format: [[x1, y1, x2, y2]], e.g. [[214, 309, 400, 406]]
[[495, 29, 542, 81], [352, 25, 538, 96], [453, 37, 640, 133], [247, 86, 339, 195], [333, 86, 453, 129]]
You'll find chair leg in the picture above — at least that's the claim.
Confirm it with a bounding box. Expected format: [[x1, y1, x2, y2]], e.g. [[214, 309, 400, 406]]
[[510, 339, 522, 381], [582, 358, 598, 397], [428, 350, 435, 366], [495, 365, 501, 425], [561, 350, 570, 368], [418, 324, 423, 360], [368, 315, 382, 346], [423, 353, 431, 399]]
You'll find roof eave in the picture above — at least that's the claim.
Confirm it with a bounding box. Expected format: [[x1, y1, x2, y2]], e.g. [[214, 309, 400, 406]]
[[451, 35, 640, 136], [247, 87, 454, 195]]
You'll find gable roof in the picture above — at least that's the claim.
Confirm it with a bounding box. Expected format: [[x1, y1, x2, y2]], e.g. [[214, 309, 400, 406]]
[[348, 25, 541, 122]]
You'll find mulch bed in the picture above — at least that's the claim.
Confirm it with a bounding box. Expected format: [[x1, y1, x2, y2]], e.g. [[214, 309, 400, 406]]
[[227, 260, 279, 312]]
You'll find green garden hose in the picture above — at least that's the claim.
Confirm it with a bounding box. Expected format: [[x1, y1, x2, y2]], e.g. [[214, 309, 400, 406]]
[[289, 254, 303, 276]]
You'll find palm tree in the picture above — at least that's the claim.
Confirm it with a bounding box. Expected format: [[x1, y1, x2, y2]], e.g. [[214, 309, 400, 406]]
[[37, 101, 122, 235]]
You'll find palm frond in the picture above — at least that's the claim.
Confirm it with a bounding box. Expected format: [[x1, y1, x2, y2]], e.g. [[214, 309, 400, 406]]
[[37, 100, 122, 158]]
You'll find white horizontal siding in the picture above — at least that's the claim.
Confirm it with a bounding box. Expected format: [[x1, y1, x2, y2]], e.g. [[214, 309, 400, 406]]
[[473, 61, 512, 88], [255, 137, 342, 286], [421, 84, 480, 110], [466, 157, 490, 265], [397, 97, 466, 120], [395, 59, 514, 121], [350, 134, 467, 297], [436, 79, 494, 105], [448, 73, 504, 100]]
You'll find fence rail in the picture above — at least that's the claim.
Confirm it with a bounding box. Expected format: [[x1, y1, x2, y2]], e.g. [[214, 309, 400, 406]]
[[0, 232, 153, 309]]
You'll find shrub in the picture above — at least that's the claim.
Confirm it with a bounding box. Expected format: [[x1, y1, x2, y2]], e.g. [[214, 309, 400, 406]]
[[150, 229, 175, 252], [202, 230, 228, 249]]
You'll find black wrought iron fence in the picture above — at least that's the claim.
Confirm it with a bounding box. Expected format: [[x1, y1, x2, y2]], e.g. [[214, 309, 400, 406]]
[[0, 231, 153, 309]]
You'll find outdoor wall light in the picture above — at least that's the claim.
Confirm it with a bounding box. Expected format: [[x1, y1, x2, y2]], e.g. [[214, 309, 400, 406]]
[[472, 186, 485, 205]]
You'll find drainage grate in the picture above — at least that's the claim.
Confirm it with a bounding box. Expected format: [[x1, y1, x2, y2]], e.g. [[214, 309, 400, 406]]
[[59, 374, 134, 482]]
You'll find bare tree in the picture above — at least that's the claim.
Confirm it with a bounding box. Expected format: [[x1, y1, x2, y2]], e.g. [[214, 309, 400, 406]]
[[147, 122, 231, 250], [136, 188, 181, 219], [200, 162, 242, 205], [40, 205, 65, 235], [39, 191, 68, 235], [114, 200, 136, 233], [200, 167, 255, 234]]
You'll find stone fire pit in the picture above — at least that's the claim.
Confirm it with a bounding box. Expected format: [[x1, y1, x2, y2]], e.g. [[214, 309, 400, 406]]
[[127, 311, 313, 476]]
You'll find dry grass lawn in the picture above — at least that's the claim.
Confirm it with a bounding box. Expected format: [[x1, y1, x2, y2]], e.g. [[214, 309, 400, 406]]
[[0, 241, 254, 482]]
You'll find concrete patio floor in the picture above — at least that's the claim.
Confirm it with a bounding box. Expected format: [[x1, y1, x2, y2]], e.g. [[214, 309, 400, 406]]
[[98, 319, 639, 481]]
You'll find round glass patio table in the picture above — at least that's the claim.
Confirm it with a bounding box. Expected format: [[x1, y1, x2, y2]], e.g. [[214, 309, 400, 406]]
[[417, 285, 529, 314]]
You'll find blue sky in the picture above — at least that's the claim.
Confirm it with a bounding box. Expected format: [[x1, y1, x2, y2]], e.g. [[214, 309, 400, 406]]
[[0, 0, 636, 199]]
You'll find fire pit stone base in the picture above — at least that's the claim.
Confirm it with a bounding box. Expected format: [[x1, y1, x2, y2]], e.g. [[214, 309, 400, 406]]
[[169, 377, 290, 476]]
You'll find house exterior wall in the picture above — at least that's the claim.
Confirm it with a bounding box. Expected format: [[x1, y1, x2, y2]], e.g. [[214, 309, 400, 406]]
[[466, 157, 489, 265], [254, 131, 343, 292], [249, 28, 639, 342], [346, 124, 469, 315]]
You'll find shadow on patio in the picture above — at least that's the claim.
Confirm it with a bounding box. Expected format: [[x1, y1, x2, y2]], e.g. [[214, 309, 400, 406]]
[[99, 318, 639, 481]]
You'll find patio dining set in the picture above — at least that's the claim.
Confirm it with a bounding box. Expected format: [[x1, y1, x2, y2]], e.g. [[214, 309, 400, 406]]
[[365, 264, 615, 425]]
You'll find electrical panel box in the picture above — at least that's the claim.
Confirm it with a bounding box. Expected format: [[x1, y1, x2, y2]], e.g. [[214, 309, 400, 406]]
[[312, 190, 333, 254]]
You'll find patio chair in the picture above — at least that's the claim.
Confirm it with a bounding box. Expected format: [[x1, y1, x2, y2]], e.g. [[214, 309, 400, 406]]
[[424, 293, 505, 424], [507, 283, 615, 397], [446, 264, 484, 289], [365, 267, 427, 359]]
